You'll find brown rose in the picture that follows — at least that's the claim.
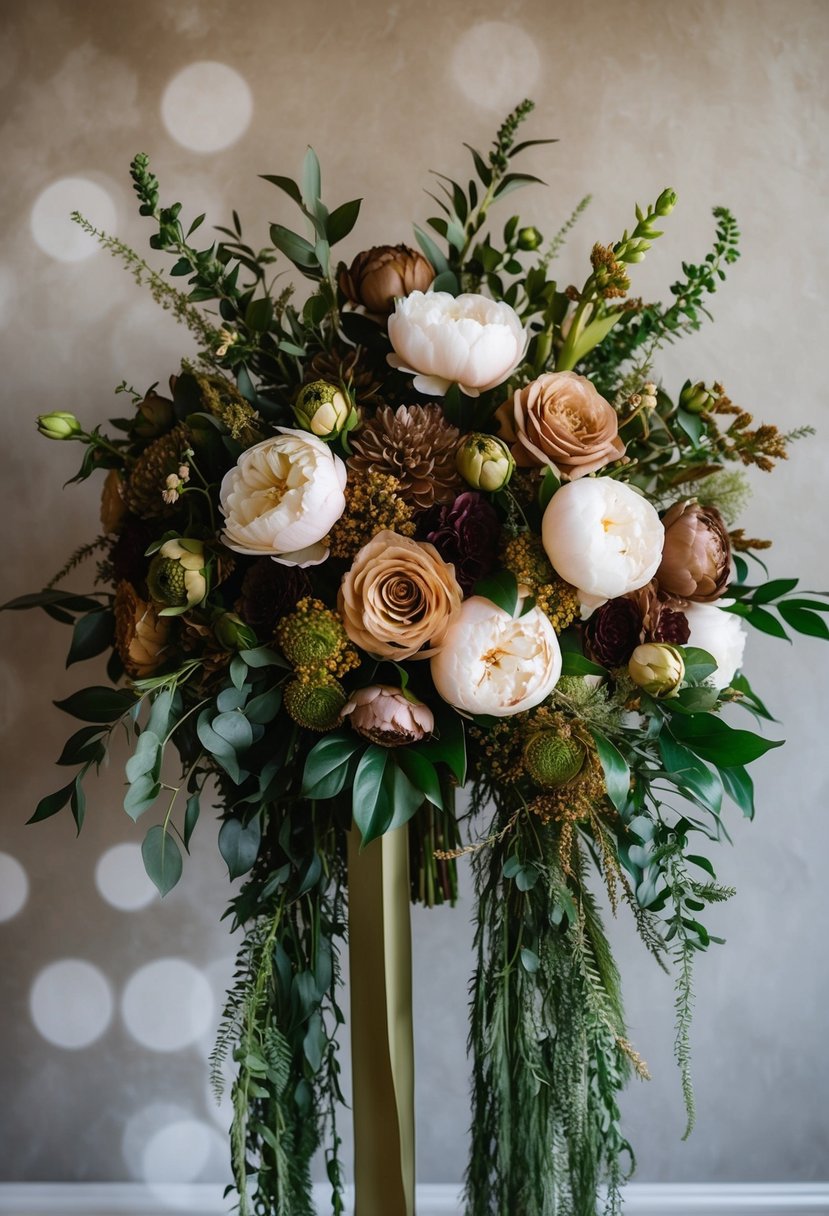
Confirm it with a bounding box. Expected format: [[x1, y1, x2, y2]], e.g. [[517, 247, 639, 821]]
[[338, 530, 462, 660], [338, 244, 434, 315], [497, 370, 624, 478], [657, 501, 731, 602], [114, 581, 171, 678]]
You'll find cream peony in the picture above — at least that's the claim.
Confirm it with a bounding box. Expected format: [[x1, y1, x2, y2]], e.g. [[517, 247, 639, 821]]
[[542, 479, 664, 611], [682, 600, 747, 690], [219, 428, 347, 567], [430, 596, 562, 717], [387, 291, 527, 397]]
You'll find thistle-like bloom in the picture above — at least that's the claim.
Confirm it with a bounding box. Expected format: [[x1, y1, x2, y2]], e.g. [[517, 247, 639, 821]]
[[388, 291, 527, 397], [430, 596, 562, 717]]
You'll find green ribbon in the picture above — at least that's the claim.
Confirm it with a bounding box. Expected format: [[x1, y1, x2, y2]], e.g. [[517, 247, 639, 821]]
[[348, 826, 415, 1216]]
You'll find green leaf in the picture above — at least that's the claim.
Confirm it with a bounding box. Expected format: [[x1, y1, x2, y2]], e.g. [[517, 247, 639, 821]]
[[561, 651, 608, 680], [670, 713, 784, 766], [719, 764, 755, 819], [417, 703, 466, 783], [736, 604, 790, 641], [679, 646, 718, 683], [326, 198, 361, 245], [394, 750, 443, 810], [508, 137, 559, 158], [218, 816, 261, 880], [352, 746, 394, 846], [659, 733, 722, 815], [671, 686, 720, 714], [778, 603, 829, 640], [2, 589, 103, 614], [493, 172, 545, 200], [473, 569, 519, 616], [302, 1011, 326, 1071], [260, 173, 303, 206], [751, 577, 799, 605], [675, 407, 705, 446], [28, 781, 75, 824], [431, 270, 460, 294], [413, 225, 449, 276], [269, 224, 317, 269], [520, 947, 540, 973], [302, 731, 363, 800], [538, 466, 560, 511], [56, 725, 106, 767], [563, 311, 622, 368], [239, 646, 291, 669], [211, 711, 254, 752], [141, 825, 182, 896], [589, 729, 630, 812], [301, 147, 322, 209], [124, 772, 161, 821], [70, 774, 86, 832], [54, 686, 136, 723], [387, 764, 425, 830], [125, 730, 161, 783], [146, 688, 178, 739], [183, 794, 200, 851], [729, 673, 776, 721], [66, 610, 114, 667], [245, 686, 282, 725], [245, 297, 274, 333]]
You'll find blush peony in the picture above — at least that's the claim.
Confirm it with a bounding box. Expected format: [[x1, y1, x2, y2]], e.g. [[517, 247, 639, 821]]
[[387, 291, 527, 397], [430, 596, 562, 717], [219, 429, 347, 567], [541, 478, 664, 611]]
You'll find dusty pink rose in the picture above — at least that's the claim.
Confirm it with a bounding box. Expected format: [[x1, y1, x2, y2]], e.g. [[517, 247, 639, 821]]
[[340, 685, 434, 746], [497, 370, 624, 479]]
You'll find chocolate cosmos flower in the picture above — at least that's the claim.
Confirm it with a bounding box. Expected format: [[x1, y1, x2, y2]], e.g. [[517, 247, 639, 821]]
[[583, 597, 643, 667], [422, 492, 501, 596]]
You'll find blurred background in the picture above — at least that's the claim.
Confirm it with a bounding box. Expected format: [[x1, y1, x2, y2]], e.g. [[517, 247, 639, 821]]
[[1, 0, 827, 1193]]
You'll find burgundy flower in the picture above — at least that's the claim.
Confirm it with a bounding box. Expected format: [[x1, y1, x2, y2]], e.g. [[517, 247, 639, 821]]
[[651, 604, 690, 645], [630, 581, 691, 646], [422, 492, 501, 596], [584, 597, 643, 667]]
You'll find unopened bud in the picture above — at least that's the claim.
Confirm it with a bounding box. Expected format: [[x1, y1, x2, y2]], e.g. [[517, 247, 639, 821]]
[[679, 379, 716, 415], [517, 226, 543, 251], [37, 411, 81, 440], [628, 643, 685, 698], [456, 432, 515, 493], [655, 188, 677, 216], [294, 380, 351, 440], [213, 611, 258, 651]]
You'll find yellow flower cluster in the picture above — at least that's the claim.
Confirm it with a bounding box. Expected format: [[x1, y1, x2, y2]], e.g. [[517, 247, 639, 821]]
[[276, 596, 360, 682], [328, 471, 415, 561], [501, 533, 579, 632]]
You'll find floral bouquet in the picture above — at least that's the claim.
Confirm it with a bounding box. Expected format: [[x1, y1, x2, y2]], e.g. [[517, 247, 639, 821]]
[[8, 99, 828, 1216]]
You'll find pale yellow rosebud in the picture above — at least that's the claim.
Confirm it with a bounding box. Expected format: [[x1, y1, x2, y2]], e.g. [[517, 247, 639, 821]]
[[628, 643, 685, 698], [294, 380, 351, 440], [456, 432, 515, 492], [37, 411, 81, 440]]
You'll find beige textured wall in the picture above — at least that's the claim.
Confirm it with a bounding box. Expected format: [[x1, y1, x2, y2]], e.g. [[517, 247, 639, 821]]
[[1, 0, 828, 1187]]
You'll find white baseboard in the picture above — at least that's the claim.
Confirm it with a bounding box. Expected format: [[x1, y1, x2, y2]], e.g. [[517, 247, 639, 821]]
[[0, 1182, 827, 1215]]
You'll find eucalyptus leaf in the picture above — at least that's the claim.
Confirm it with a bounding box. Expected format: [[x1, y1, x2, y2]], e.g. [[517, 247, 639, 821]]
[[141, 824, 183, 896], [218, 816, 262, 880]]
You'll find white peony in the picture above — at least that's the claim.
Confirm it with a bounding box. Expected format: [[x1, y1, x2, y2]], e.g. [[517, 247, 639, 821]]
[[430, 596, 562, 717], [219, 428, 346, 567], [541, 479, 664, 612], [682, 600, 747, 690], [387, 291, 527, 397]]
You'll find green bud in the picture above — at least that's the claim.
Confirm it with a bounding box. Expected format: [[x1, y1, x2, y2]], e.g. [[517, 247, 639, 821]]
[[517, 226, 543, 251], [294, 380, 351, 440], [655, 188, 677, 217], [213, 612, 257, 651], [456, 432, 515, 493], [37, 412, 81, 440], [524, 731, 586, 788], [679, 379, 716, 415], [628, 643, 685, 698]]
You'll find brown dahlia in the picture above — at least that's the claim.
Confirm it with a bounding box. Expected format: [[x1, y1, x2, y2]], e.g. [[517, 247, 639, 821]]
[[349, 404, 462, 510], [125, 423, 191, 519]]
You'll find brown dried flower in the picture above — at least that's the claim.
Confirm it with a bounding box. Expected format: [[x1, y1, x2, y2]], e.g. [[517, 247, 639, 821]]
[[338, 530, 462, 661], [114, 581, 171, 678], [100, 469, 128, 534], [496, 371, 625, 479], [657, 500, 731, 602], [126, 423, 191, 519], [349, 404, 462, 509], [339, 244, 434, 315]]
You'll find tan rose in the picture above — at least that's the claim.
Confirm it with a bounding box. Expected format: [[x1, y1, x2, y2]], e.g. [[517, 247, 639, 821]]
[[657, 500, 731, 602], [338, 530, 462, 661], [497, 370, 624, 478], [114, 581, 171, 678], [100, 469, 128, 534], [339, 244, 434, 315]]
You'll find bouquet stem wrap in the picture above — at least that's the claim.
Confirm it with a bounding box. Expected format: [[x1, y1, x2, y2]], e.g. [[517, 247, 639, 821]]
[[348, 826, 416, 1216]]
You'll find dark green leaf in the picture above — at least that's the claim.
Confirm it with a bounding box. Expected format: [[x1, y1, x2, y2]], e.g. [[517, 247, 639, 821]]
[[66, 610, 114, 667], [738, 605, 790, 641], [589, 729, 630, 812], [269, 224, 317, 269], [431, 270, 460, 294], [561, 652, 608, 679], [778, 603, 829, 640], [245, 686, 282, 725], [473, 569, 519, 616], [28, 781, 75, 824], [56, 725, 106, 767], [239, 646, 291, 669], [124, 772, 161, 821], [125, 730, 161, 783], [670, 713, 784, 766], [54, 686, 136, 723], [508, 137, 558, 158], [183, 793, 200, 851], [352, 746, 394, 845], [493, 172, 545, 200], [538, 466, 560, 511], [70, 775, 86, 832], [719, 764, 755, 819], [218, 816, 261, 880], [326, 198, 361, 245], [679, 646, 718, 683], [2, 589, 103, 613], [417, 704, 466, 784], [413, 225, 449, 276], [141, 825, 182, 896], [260, 174, 303, 205], [659, 733, 722, 815], [394, 750, 443, 809], [302, 731, 363, 800], [212, 711, 254, 752], [751, 577, 799, 605]]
